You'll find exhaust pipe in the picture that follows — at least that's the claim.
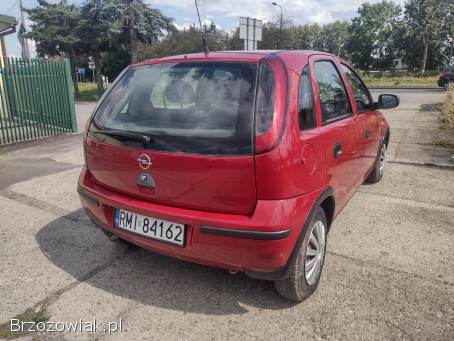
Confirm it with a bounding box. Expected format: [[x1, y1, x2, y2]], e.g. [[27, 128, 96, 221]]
[[110, 234, 121, 241], [228, 270, 239, 275]]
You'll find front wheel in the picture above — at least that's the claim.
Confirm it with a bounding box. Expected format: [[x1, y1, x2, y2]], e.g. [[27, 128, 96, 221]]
[[274, 207, 327, 301], [365, 141, 386, 184]]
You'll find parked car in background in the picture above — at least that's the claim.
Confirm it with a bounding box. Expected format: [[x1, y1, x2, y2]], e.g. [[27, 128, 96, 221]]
[[438, 65, 454, 90], [78, 50, 399, 301]]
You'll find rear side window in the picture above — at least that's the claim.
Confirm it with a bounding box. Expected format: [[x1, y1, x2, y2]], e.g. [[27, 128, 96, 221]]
[[341, 64, 373, 112], [298, 65, 316, 130], [255, 64, 275, 135], [313, 60, 352, 123], [91, 62, 258, 155]]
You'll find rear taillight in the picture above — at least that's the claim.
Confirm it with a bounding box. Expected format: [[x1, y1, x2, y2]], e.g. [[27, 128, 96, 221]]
[[254, 57, 287, 154], [83, 120, 91, 166], [255, 64, 275, 135], [83, 136, 87, 166]]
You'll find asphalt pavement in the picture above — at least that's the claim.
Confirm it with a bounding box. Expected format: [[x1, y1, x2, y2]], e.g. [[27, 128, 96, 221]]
[[0, 88, 453, 340]]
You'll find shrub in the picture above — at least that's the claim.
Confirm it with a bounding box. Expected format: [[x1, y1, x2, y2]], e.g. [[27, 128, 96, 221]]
[[440, 85, 454, 129]]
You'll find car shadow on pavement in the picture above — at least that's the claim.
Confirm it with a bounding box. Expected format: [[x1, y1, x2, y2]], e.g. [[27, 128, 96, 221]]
[[36, 210, 297, 315], [419, 102, 443, 112]]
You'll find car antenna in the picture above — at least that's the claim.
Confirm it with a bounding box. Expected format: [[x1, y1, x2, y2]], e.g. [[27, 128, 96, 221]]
[[194, 0, 210, 54]]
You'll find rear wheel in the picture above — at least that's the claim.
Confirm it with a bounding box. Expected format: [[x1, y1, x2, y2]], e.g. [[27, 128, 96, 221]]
[[274, 207, 327, 301], [365, 141, 386, 184]]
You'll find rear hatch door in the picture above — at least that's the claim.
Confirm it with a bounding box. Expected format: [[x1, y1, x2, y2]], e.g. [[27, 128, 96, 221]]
[[86, 61, 258, 215]]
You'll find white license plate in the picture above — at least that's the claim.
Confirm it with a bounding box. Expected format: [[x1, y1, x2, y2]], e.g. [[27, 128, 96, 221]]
[[114, 209, 185, 247]]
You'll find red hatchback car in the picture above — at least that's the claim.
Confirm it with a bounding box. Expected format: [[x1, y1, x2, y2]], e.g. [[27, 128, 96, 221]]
[[78, 50, 398, 301]]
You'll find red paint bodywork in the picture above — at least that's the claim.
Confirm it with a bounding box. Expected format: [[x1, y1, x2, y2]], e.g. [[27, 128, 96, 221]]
[[78, 50, 390, 275], [85, 138, 257, 215]]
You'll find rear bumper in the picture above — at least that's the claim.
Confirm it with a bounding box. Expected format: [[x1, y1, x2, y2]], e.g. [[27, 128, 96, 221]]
[[78, 167, 320, 277]]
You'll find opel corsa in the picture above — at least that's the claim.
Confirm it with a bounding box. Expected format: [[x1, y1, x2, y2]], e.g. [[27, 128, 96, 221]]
[[78, 50, 399, 301]]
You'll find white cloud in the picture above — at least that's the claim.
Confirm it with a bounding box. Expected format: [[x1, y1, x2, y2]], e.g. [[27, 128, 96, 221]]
[[202, 18, 223, 30], [174, 20, 222, 32], [148, 0, 407, 29], [174, 22, 193, 31], [320, 0, 406, 13], [147, 0, 363, 26]]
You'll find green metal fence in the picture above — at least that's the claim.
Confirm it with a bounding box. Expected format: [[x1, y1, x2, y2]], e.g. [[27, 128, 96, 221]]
[[0, 57, 77, 145]]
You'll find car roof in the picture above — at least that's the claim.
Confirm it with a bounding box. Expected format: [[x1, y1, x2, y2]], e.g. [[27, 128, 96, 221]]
[[132, 50, 335, 67]]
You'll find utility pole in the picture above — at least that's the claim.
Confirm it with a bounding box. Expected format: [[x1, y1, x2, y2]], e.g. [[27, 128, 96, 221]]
[[272, 2, 283, 49], [19, 0, 30, 59]]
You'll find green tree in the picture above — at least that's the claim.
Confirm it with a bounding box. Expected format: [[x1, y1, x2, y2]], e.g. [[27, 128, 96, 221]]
[[101, 44, 131, 81], [402, 0, 453, 73], [346, 1, 401, 71], [260, 17, 293, 49], [137, 23, 230, 60], [23, 0, 82, 96], [319, 20, 351, 57], [79, 0, 122, 96], [285, 24, 322, 50], [260, 20, 349, 55], [116, 0, 174, 63], [226, 28, 243, 51]]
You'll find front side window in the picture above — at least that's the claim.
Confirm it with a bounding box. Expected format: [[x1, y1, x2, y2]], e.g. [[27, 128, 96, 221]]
[[341, 64, 373, 112], [298, 65, 316, 130], [313, 60, 352, 123], [91, 62, 258, 155]]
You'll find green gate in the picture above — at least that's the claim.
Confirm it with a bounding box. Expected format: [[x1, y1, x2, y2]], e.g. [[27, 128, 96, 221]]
[[0, 57, 77, 145]]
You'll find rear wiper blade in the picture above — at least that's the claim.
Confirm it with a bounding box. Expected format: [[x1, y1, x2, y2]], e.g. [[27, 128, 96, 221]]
[[94, 129, 151, 146]]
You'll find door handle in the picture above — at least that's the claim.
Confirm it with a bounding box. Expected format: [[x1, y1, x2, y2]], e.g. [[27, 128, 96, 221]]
[[364, 128, 370, 139], [333, 143, 342, 159]]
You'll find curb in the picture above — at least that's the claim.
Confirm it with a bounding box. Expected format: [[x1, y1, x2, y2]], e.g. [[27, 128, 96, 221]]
[[368, 86, 441, 90], [388, 160, 454, 170]]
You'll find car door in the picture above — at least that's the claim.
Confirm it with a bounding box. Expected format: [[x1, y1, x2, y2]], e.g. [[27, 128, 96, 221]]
[[309, 56, 363, 211], [295, 64, 327, 194], [340, 63, 380, 176]]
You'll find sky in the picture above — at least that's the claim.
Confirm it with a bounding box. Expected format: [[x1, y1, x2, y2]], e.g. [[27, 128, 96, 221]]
[[1, 0, 406, 58]]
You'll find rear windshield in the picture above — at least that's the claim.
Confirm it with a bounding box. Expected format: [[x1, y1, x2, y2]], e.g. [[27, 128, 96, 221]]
[[91, 62, 258, 155]]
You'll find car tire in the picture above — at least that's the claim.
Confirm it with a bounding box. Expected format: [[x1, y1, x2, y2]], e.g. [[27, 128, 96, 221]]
[[444, 81, 452, 91], [274, 207, 327, 302], [365, 141, 387, 184]]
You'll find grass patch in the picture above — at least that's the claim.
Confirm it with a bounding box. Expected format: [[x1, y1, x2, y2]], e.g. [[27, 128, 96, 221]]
[[76, 82, 105, 102], [362, 75, 438, 87], [0, 305, 49, 339]]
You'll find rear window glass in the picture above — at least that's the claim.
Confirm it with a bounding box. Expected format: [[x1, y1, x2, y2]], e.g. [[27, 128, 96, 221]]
[[91, 62, 258, 155]]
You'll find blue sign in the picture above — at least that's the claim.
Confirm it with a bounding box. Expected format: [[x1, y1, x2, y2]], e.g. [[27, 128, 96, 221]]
[[77, 67, 86, 75]]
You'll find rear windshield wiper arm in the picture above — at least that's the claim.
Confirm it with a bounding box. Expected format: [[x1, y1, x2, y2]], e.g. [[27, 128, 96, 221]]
[[94, 129, 151, 146]]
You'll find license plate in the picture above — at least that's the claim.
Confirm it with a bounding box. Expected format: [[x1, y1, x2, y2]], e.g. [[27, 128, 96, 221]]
[[114, 209, 185, 247]]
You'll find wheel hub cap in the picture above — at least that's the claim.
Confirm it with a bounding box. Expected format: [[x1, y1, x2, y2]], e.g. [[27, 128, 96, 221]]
[[305, 220, 326, 285], [379, 145, 386, 175]]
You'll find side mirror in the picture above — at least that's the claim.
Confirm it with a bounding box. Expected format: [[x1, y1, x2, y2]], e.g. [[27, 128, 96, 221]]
[[375, 94, 400, 109]]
